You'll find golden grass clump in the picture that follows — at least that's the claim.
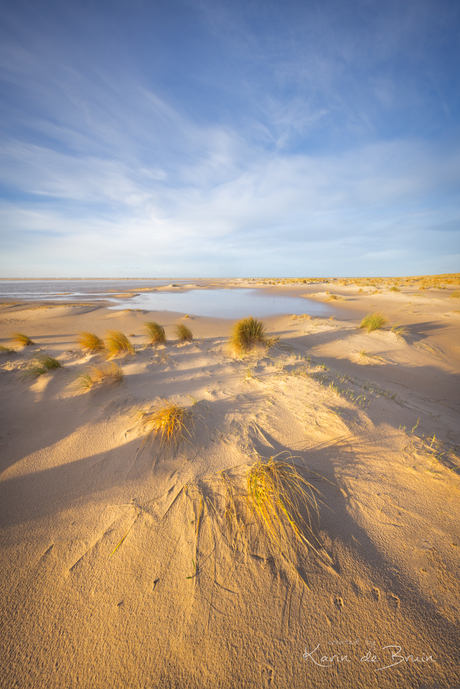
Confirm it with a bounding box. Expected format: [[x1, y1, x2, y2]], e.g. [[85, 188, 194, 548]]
[[105, 331, 135, 357], [23, 355, 62, 379], [77, 332, 105, 352], [359, 312, 387, 332], [77, 362, 124, 389], [175, 323, 193, 342], [245, 455, 324, 559], [229, 316, 267, 355], [389, 286, 401, 292], [144, 321, 166, 345], [138, 402, 193, 446], [450, 291, 460, 299], [12, 333, 34, 346], [0, 345, 15, 354]]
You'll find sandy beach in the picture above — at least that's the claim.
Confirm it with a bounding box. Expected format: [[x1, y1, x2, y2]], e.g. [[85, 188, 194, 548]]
[[0, 276, 459, 689]]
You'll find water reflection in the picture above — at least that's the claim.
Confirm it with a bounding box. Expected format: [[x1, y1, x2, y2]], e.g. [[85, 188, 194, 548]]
[[109, 288, 334, 319]]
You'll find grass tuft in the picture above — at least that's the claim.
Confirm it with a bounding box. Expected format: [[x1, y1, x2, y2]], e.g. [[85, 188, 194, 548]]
[[12, 333, 34, 346], [0, 345, 15, 354], [389, 286, 401, 292], [450, 291, 460, 299], [175, 323, 193, 342], [245, 455, 324, 560], [77, 362, 124, 389], [77, 332, 105, 352], [23, 355, 62, 379], [359, 312, 387, 332], [138, 402, 193, 446], [144, 321, 166, 345], [391, 323, 408, 339], [105, 331, 135, 358], [229, 316, 268, 355]]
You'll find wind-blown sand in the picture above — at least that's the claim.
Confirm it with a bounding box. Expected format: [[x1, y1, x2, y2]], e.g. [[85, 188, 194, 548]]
[[0, 277, 459, 689]]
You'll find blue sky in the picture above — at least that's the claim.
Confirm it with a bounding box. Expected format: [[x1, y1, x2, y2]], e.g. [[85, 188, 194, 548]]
[[0, 0, 459, 277]]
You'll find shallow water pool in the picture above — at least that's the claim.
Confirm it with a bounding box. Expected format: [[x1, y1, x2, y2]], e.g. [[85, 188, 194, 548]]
[[109, 288, 335, 319]]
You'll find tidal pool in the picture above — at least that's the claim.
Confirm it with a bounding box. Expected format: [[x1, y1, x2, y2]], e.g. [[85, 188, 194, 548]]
[[109, 288, 335, 319]]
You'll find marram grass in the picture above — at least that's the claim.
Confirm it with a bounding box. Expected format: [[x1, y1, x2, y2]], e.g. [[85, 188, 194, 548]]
[[229, 316, 267, 355], [175, 323, 193, 342], [12, 333, 34, 346], [23, 355, 62, 379], [144, 321, 166, 345], [359, 312, 387, 333], [245, 455, 324, 560], [77, 362, 124, 389], [182, 454, 331, 588], [77, 332, 105, 352], [138, 402, 193, 446], [105, 331, 135, 358], [391, 322, 408, 339]]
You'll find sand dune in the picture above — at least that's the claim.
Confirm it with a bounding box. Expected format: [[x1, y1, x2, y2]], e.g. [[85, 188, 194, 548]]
[[0, 277, 459, 688]]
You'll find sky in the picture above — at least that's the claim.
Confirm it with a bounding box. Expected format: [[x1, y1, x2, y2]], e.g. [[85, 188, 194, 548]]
[[0, 0, 459, 278]]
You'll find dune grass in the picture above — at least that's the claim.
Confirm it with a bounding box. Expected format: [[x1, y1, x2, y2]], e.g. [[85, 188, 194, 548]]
[[23, 355, 62, 379], [389, 286, 401, 292], [450, 291, 460, 299], [175, 323, 193, 342], [0, 345, 15, 354], [77, 331, 105, 352], [12, 333, 34, 346], [359, 312, 387, 332], [229, 316, 268, 355], [245, 455, 325, 559], [183, 454, 330, 587], [138, 402, 193, 446], [144, 321, 166, 345], [391, 323, 408, 339], [105, 331, 135, 358], [77, 362, 124, 389]]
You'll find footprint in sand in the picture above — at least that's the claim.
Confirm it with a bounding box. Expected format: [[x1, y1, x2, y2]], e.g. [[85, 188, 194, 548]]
[[372, 587, 380, 600], [260, 666, 274, 687], [388, 593, 400, 609]]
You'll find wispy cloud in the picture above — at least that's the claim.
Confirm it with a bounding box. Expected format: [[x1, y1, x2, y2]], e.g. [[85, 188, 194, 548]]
[[0, 0, 459, 276]]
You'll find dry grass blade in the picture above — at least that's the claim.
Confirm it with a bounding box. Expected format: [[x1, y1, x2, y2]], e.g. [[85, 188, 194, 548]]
[[138, 402, 193, 446], [23, 355, 62, 379], [144, 321, 166, 345], [77, 331, 105, 352], [359, 312, 387, 332], [229, 316, 267, 355], [175, 324, 193, 342], [77, 362, 124, 389], [105, 331, 135, 358], [12, 333, 34, 346], [0, 345, 15, 354]]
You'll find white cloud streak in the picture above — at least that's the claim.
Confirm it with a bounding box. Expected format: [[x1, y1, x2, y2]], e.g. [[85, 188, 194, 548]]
[[0, 0, 459, 276]]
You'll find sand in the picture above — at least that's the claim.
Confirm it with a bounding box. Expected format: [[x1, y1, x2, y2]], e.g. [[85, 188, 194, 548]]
[[0, 277, 459, 689]]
